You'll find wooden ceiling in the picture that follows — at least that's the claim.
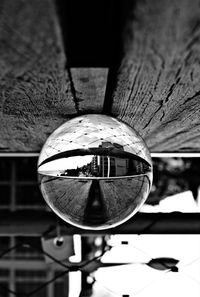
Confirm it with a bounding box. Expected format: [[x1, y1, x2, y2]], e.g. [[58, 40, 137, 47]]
[[1, 0, 200, 153]]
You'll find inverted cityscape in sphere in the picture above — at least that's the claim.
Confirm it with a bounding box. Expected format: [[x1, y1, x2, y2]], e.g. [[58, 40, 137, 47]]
[[38, 114, 153, 230]]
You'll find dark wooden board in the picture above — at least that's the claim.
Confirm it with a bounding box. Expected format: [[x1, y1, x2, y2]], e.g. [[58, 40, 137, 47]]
[[0, 0, 76, 152], [1, 0, 200, 154], [0, 1, 108, 153], [110, 0, 200, 152]]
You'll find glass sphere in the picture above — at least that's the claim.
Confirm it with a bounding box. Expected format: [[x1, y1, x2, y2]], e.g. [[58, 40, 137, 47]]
[[38, 114, 153, 230]]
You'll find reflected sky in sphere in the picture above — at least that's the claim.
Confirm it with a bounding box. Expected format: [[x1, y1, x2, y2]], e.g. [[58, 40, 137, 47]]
[[38, 114, 153, 230]]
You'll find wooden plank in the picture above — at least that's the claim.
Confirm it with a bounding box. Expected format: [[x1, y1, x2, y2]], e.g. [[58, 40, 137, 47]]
[[0, 0, 76, 152], [110, 0, 200, 152], [0, 211, 199, 235], [70, 68, 108, 113], [0, 2, 108, 153]]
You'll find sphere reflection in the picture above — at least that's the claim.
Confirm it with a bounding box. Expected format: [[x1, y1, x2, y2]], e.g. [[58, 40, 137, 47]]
[[38, 114, 153, 230]]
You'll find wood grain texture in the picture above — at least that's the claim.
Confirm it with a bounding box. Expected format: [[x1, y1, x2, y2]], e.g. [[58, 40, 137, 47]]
[[0, 0, 108, 153], [71, 68, 108, 113], [111, 0, 200, 152], [0, 0, 77, 152], [99, 176, 150, 221]]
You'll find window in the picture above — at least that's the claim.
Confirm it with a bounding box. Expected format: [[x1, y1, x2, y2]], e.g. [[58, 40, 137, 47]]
[[0, 158, 47, 210]]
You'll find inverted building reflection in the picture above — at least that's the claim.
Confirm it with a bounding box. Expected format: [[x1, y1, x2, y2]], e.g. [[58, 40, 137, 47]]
[[38, 142, 151, 179], [60, 155, 150, 178]]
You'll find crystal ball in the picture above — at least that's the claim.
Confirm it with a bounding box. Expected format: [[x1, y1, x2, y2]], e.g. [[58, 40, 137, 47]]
[[38, 114, 153, 230]]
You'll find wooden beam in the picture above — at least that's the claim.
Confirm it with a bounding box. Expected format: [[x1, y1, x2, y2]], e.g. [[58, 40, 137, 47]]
[[0, 211, 199, 235], [110, 0, 200, 153], [70, 68, 108, 114], [0, 0, 76, 152], [0, 0, 108, 153]]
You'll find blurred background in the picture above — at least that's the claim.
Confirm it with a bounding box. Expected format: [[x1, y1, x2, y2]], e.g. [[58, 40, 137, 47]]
[[0, 157, 200, 297]]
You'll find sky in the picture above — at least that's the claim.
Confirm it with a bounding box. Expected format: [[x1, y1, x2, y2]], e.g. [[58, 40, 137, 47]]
[[38, 156, 94, 175]]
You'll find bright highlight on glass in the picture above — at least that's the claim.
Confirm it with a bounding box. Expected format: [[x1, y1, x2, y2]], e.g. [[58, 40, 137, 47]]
[[38, 114, 153, 230]]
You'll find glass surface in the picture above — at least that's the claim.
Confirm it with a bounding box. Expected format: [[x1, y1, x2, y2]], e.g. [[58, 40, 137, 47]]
[[38, 114, 153, 230]]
